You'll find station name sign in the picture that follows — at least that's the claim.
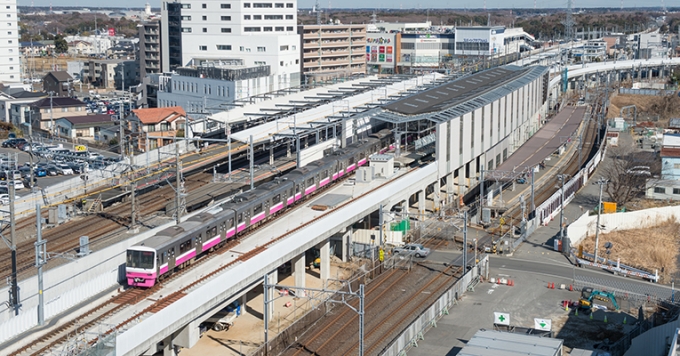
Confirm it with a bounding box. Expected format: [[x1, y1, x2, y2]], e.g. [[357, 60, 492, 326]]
[[463, 38, 489, 43]]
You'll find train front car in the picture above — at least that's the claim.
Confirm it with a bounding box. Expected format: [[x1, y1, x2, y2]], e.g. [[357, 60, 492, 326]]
[[126, 246, 157, 287]]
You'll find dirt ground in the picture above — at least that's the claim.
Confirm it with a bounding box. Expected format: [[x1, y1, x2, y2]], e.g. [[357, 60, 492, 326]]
[[579, 219, 680, 283], [608, 93, 680, 124]]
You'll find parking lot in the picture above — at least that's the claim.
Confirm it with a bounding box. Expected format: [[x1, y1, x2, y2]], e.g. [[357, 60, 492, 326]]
[[0, 140, 119, 197]]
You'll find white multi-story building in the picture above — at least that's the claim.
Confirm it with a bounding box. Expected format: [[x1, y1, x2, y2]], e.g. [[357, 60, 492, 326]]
[[0, 0, 20, 83], [161, 0, 301, 91]]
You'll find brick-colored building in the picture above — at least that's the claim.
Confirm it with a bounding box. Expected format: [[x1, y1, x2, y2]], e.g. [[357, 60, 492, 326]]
[[129, 106, 187, 151]]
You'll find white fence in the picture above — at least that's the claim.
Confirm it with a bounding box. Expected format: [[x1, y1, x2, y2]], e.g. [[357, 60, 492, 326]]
[[567, 205, 680, 246]]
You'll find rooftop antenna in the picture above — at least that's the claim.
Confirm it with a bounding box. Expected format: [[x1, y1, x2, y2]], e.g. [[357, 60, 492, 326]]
[[564, 0, 575, 40], [314, 0, 320, 25]]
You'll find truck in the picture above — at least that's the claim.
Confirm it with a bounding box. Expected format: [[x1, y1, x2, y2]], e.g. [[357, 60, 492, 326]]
[[205, 301, 241, 331]]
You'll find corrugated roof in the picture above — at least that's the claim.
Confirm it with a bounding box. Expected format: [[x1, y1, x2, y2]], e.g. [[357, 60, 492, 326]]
[[31, 97, 85, 108], [45, 71, 73, 82], [458, 330, 562, 356], [59, 114, 115, 125], [132, 106, 186, 125], [663, 134, 680, 148], [669, 118, 680, 129]]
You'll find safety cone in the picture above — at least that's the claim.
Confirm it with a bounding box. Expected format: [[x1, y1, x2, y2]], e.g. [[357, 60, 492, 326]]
[[569, 285, 573, 292], [547, 282, 551, 289], [589, 313, 593, 320], [604, 315, 608, 323], [552, 282, 555, 289], [575, 308, 578, 316], [623, 317, 627, 324]]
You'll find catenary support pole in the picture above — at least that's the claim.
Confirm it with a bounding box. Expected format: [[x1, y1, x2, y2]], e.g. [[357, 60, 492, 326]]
[[35, 203, 45, 325]]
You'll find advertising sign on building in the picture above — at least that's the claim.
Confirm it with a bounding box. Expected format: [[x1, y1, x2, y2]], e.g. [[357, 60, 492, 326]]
[[108, 27, 116, 36]]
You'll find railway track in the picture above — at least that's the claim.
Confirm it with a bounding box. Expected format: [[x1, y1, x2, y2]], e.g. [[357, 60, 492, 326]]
[[7, 161, 423, 356], [0, 172, 214, 282], [284, 239, 449, 356]]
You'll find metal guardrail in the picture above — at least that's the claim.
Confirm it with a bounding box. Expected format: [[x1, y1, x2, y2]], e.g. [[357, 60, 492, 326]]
[[576, 251, 659, 283]]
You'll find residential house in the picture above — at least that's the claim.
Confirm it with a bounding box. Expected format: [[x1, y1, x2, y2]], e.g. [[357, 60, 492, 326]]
[[29, 97, 88, 131], [42, 71, 74, 97], [0, 87, 47, 125], [661, 134, 680, 180], [56, 114, 116, 141], [128, 106, 187, 151], [67, 40, 94, 56]]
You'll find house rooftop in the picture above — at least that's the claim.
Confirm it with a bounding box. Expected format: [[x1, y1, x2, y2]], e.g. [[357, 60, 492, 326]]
[[132, 106, 186, 125], [31, 97, 85, 108], [44, 71, 73, 82], [59, 114, 115, 126]]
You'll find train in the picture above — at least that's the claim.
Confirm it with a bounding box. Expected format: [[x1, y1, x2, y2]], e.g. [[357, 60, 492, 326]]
[[125, 129, 393, 287]]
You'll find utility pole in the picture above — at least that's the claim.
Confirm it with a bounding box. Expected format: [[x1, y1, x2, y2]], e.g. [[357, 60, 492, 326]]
[[557, 174, 568, 239], [593, 178, 608, 264], [49, 91, 54, 137], [462, 208, 468, 271], [35, 203, 46, 325], [130, 180, 136, 228], [249, 135, 254, 191], [227, 123, 232, 182], [9, 177, 19, 315], [175, 142, 184, 224], [479, 165, 485, 222]]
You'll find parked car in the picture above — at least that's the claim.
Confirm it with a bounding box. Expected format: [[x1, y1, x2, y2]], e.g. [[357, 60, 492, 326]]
[[67, 162, 87, 174], [45, 165, 58, 176], [34, 167, 47, 177], [56, 164, 73, 175], [0, 194, 8, 205], [1, 138, 24, 148], [392, 244, 431, 258], [0, 179, 25, 190], [18, 167, 31, 179]]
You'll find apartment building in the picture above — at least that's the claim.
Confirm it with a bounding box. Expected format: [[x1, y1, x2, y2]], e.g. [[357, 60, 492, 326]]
[[299, 24, 367, 84], [161, 0, 301, 91], [82, 59, 139, 90], [139, 20, 162, 77], [0, 0, 20, 83]]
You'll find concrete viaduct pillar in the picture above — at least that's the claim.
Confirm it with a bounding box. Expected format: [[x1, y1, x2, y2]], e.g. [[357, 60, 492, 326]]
[[446, 173, 455, 206], [342, 229, 351, 262], [433, 179, 441, 212], [320, 239, 330, 287], [267, 270, 278, 320], [418, 189, 426, 215], [292, 253, 306, 294]]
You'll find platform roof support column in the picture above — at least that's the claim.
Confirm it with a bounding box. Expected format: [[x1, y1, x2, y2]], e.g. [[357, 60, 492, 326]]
[[320, 239, 330, 288], [292, 253, 306, 294], [418, 189, 426, 216], [267, 270, 278, 320], [341, 118, 348, 148]]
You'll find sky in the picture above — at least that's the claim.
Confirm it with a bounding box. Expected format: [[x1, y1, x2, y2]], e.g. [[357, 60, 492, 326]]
[[17, 0, 668, 9]]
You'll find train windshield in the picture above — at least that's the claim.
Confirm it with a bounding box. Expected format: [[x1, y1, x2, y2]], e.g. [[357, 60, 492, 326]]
[[127, 249, 155, 270]]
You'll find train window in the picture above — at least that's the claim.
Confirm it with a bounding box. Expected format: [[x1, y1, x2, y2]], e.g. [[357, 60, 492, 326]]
[[307, 178, 314, 186], [324, 170, 328, 177], [237, 213, 243, 223], [228, 218, 234, 229], [273, 194, 281, 204], [348, 157, 355, 165], [209, 227, 217, 237], [295, 185, 300, 193], [254, 203, 262, 215]]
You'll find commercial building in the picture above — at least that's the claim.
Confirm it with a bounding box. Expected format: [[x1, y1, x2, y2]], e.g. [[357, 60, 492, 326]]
[[298, 24, 366, 84], [161, 0, 301, 91], [156, 63, 271, 111], [399, 32, 455, 72], [365, 32, 399, 74], [454, 26, 534, 57], [139, 20, 163, 77], [0, 0, 20, 83]]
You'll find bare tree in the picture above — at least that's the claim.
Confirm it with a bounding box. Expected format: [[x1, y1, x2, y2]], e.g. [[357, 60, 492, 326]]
[[602, 146, 660, 207]]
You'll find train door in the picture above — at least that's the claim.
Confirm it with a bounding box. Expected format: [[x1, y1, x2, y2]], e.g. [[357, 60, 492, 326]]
[[244, 210, 251, 230], [196, 231, 204, 254], [226, 217, 235, 238], [167, 247, 176, 272], [263, 199, 270, 220]]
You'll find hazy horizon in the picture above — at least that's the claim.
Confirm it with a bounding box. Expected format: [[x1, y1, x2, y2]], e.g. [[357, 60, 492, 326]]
[[16, 0, 673, 10]]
